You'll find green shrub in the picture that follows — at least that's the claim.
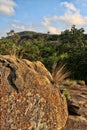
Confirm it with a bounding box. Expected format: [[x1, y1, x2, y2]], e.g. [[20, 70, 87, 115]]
[[65, 79, 77, 86], [59, 87, 71, 100], [77, 80, 85, 86]]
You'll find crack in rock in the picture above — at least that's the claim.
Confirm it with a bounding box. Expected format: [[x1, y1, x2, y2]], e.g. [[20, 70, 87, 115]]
[[7, 64, 19, 93], [0, 58, 19, 93]]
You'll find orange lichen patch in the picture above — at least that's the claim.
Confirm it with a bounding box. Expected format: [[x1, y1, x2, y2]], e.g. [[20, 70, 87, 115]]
[[25, 121, 31, 128]]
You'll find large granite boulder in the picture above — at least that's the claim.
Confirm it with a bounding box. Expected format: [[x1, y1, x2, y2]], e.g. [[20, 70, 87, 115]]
[[0, 55, 68, 130]]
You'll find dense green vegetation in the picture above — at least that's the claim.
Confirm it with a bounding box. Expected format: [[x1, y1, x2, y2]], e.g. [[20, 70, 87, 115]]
[[0, 25, 87, 83]]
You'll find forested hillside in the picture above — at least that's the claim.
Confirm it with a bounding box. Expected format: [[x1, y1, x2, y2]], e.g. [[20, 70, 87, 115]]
[[0, 25, 87, 83]]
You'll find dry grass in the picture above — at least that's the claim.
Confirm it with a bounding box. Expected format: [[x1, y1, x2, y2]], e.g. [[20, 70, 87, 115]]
[[52, 64, 70, 84]]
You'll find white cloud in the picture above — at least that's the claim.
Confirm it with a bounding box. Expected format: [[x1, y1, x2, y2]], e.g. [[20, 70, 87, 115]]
[[59, 2, 87, 26], [11, 24, 27, 31], [59, 11, 87, 26], [61, 1, 77, 11], [42, 1, 87, 34], [13, 19, 20, 23], [11, 23, 37, 33], [42, 16, 51, 27], [47, 26, 63, 34], [42, 17, 63, 34], [0, 0, 17, 15]]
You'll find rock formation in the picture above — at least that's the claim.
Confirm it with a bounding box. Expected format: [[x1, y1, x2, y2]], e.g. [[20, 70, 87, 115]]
[[62, 82, 87, 130], [0, 55, 68, 130]]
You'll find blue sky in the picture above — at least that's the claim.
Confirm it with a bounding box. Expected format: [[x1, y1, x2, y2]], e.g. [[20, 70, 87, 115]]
[[0, 0, 87, 37]]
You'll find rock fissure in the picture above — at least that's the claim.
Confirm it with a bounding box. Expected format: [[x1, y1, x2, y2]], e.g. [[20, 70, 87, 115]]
[[0, 57, 19, 93], [7, 64, 19, 93]]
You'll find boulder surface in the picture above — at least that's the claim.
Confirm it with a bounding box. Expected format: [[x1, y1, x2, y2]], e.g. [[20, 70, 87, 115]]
[[0, 55, 68, 130]]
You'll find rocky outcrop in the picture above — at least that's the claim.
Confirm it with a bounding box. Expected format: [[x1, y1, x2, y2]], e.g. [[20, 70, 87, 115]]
[[0, 55, 68, 130], [62, 82, 87, 130]]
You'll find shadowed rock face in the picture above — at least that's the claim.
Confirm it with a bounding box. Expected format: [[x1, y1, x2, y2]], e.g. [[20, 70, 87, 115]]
[[0, 55, 68, 130]]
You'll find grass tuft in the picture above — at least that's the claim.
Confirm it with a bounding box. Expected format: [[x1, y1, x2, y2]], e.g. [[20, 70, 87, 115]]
[[52, 64, 70, 84]]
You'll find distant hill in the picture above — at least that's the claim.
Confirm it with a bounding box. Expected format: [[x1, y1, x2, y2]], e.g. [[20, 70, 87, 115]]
[[17, 31, 59, 44]]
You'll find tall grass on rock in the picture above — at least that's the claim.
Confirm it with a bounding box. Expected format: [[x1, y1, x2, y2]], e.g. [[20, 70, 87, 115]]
[[52, 64, 71, 84]]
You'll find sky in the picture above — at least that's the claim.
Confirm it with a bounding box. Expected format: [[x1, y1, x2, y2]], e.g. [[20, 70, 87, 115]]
[[0, 0, 87, 37]]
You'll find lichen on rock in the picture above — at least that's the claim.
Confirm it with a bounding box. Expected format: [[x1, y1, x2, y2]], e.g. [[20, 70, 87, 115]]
[[0, 55, 68, 130]]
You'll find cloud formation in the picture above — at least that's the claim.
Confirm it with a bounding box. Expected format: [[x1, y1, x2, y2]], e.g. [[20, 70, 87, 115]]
[[61, 1, 77, 12], [60, 1, 87, 26], [0, 0, 16, 15], [11, 24, 26, 31], [42, 1, 87, 34], [11, 23, 37, 33], [42, 17, 63, 34], [47, 26, 63, 34]]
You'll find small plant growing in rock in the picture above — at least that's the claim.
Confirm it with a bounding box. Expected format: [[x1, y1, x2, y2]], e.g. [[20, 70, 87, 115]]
[[52, 64, 71, 100], [59, 87, 71, 100], [77, 80, 85, 86], [65, 79, 77, 86]]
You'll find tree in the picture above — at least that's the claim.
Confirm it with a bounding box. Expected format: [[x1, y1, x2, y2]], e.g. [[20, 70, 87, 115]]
[[59, 25, 85, 49], [7, 30, 15, 37], [6, 30, 20, 56], [58, 25, 87, 82], [70, 25, 85, 49], [0, 30, 20, 56]]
